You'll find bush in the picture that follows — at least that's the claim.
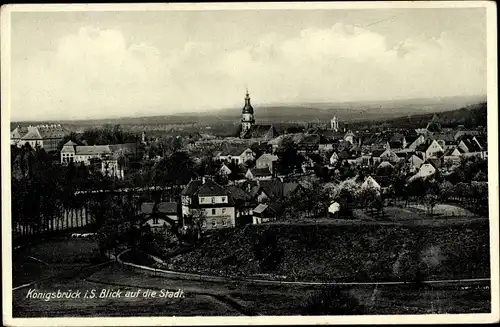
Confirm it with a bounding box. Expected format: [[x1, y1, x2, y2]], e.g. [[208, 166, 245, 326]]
[[301, 286, 364, 315]]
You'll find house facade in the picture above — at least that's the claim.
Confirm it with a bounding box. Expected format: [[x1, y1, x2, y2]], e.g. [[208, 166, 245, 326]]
[[256, 153, 278, 172], [181, 178, 236, 230], [216, 147, 255, 165], [61, 142, 134, 179], [14, 124, 67, 152]]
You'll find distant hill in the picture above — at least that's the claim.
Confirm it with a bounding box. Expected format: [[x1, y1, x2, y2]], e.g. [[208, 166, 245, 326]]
[[10, 95, 486, 130], [348, 102, 487, 130]]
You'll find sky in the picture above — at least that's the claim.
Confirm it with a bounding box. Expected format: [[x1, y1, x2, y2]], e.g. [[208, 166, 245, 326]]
[[8, 6, 487, 121]]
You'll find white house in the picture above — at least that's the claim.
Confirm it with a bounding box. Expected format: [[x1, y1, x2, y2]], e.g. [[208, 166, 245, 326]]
[[361, 176, 381, 191], [409, 163, 436, 182], [344, 131, 355, 144], [255, 153, 279, 172], [61, 142, 133, 179], [218, 163, 232, 177], [141, 202, 179, 232], [329, 152, 339, 166], [253, 203, 279, 224], [405, 135, 426, 151], [408, 154, 425, 170], [216, 147, 255, 165], [180, 177, 236, 230], [443, 147, 465, 164], [377, 161, 394, 170], [416, 140, 444, 161], [245, 168, 273, 181], [15, 124, 67, 152]]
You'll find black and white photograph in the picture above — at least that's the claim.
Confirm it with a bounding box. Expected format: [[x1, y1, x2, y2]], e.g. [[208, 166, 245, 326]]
[[1, 1, 498, 325]]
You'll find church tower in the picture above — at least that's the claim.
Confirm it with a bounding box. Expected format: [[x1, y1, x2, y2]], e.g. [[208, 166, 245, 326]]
[[240, 89, 255, 138]]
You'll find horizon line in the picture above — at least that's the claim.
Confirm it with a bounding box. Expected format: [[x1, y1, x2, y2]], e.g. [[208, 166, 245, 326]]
[[10, 93, 487, 123]]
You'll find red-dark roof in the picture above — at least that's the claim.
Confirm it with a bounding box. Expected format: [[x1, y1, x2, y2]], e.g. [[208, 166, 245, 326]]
[[243, 125, 276, 139], [259, 179, 284, 200]]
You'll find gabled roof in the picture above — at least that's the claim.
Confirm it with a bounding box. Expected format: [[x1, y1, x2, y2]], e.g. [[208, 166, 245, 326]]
[[415, 139, 441, 152], [454, 130, 480, 141], [181, 180, 203, 196], [377, 161, 394, 169], [344, 131, 355, 138], [425, 158, 442, 169], [474, 135, 487, 146], [430, 133, 455, 143], [220, 146, 252, 157], [362, 176, 381, 189], [244, 125, 276, 139], [108, 143, 136, 153], [337, 150, 353, 159], [75, 145, 112, 155], [253, 204, 272, 215], [248, 167, 272, 177], [63, 140, 78, 147], [283, 182, 300, 197], [405, 134, 421, 144], [372, 149, 386, 158], [157, 202, 178, 214], [196, 179, 229, 197], [257, 153, 278, 162], [390, 133, 405, 143], [430, 113, 440, 123], [409, 153, 424, 162], [444, 147, 465, 156], [20, 128, 43, 140], [20, 125, 67, 140], [11, 126, 28, 139], [321, 130, 345, 139], [395, 152, 408, 158], [361, 134, 377, 145], [142, 202, 178, 215], [227, 185, 253, 201], [299, 134, 320, 145], [259, 179, 284, 199], [460, 137, 482, 153]]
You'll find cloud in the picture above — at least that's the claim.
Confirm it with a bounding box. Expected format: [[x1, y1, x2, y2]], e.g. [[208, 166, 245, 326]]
[[11, 23, 486, 120]]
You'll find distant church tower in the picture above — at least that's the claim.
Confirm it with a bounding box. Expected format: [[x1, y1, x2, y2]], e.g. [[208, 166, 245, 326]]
[[331, 116, 339, 132], [240, 89, 255, 138]]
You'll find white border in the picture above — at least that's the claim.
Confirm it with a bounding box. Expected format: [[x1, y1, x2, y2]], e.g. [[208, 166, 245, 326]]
[[1, 1, 498, 326]]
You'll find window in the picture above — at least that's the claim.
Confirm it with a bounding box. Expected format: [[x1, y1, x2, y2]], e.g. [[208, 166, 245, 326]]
[[212, 209, 216, 215], [222, 220, 227, 227], [212, 220, 217, 228], [211, 197, 215, 203], [222, 208, 226, 214]]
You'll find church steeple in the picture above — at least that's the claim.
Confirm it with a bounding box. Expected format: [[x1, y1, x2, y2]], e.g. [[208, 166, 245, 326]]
[[240, 88, 255, 138], [242, 88, 254, 114]]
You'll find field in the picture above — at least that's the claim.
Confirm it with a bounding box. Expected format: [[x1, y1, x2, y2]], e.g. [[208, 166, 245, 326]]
[[11, 226, 491, 317], [12, 237, 103, 287], [165, 219, 490, 283]]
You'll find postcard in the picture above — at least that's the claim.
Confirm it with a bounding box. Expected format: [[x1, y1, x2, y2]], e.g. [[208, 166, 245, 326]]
[[1, 1, 498, 326]]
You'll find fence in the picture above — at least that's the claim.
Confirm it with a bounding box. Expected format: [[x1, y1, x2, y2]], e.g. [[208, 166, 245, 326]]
[[13, 204, 94, 244]]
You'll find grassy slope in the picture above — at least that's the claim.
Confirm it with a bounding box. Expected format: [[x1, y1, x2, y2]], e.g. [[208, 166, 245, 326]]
[[168, 220, 490, 282]]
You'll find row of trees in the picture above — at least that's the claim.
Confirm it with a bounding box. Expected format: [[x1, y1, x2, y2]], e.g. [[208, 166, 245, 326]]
[[11, 143, 129, 240], [58, 124, 138, 150]]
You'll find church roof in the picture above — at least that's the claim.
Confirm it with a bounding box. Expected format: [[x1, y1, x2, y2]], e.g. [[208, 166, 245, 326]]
[[243, 124, 275, 139]]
